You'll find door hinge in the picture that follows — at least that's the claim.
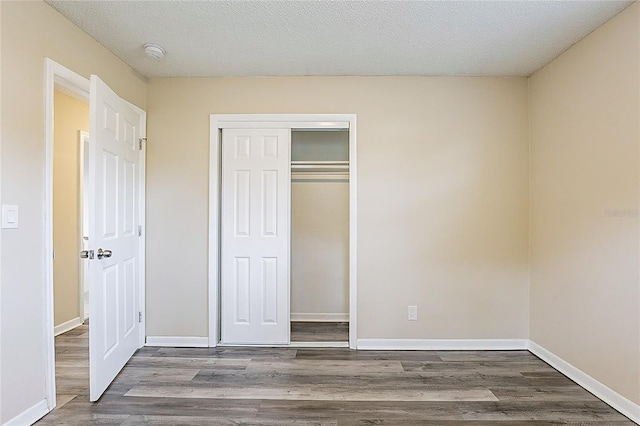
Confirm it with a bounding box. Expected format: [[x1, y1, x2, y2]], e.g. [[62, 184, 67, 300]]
[[52, 250, 55, 260], [138, 225, 142, 237], [138, 137, 147, 150], [138, 312, 142, 323]]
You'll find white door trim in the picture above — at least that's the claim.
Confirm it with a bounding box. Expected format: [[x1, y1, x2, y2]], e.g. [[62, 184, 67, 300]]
[[43, 58, 146, 410], [44, 58, 90, 412], [208, 114, 358, 349]]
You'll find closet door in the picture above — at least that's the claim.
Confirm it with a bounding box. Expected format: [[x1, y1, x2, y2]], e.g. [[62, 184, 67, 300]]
[[221, 128, 291, 344]]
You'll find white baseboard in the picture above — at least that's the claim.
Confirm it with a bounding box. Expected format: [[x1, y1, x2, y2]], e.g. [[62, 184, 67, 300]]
[[139, 335, 639, 423], [289, 341, 350, 348], [4, 399, 50, 426], [528, 340, 640, 424], [145, 336, 209, 347], [357, 338, 528, 351], [54, 317, 84, 336], [216, 341, 350, 348], [291, 313, 349, 322]]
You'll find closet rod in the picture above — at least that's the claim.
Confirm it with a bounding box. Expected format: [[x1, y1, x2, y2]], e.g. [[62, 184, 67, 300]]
[[291, 164, 349, 170], [292, 173, 349, 182], [291, 161, 349, 174], [291, 160, 349, 165], [291, 160, 349, 163]]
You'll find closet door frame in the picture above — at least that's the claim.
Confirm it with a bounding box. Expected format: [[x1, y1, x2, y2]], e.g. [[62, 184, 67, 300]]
[[208, 114, 357, 349]]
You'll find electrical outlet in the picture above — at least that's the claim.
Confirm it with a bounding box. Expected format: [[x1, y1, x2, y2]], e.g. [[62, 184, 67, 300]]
[[408, 305, 418, 321]]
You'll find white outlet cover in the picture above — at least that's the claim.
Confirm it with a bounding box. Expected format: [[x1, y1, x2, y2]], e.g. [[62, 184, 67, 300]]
[[408, 305, 418, 321], [2, 205, 19, 229]]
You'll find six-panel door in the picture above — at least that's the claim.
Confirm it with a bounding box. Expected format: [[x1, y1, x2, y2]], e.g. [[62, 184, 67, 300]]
[[221, 129, 290, 344], [89, 75, 143, 401]]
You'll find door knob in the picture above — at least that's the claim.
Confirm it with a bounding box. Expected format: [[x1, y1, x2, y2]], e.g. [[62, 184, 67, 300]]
[[97, 248, 112, 259], [80, 250, 94, 259]]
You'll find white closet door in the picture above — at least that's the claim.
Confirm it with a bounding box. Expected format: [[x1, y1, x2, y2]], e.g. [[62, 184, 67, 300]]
[[221, 128, 290, 344]]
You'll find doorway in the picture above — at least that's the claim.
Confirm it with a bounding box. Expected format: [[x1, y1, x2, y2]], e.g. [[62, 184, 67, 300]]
[[208, 114, 358, 349], [43, 59, 147, 410], [52, 89, 89, 335], [290, 129, 350, 347], [51, 86, 91, 408], [44, 59, 90, 411]]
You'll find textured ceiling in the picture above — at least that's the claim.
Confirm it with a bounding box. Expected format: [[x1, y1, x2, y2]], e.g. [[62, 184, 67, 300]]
[[46, 0, 632, 78]]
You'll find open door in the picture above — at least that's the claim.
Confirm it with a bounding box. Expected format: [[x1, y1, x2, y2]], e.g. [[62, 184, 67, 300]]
[[88, 75, 145, 401], [221, 129, 291, 344]]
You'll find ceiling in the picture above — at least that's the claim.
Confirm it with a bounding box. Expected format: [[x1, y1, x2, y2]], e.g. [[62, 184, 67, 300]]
[[46, 0, 632, 79]]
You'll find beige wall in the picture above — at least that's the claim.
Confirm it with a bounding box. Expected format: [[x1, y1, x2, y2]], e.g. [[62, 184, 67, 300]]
[[7, 1, 636, 422], [529, 2, 640, 405], [53, 90, 89, 327], [0, 1, 146, 422], [291, 181, 349, 317], [145, 77, 530, 339]]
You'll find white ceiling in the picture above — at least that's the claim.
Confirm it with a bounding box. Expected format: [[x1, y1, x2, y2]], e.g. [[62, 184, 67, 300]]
[[46, 0, 632, 78]]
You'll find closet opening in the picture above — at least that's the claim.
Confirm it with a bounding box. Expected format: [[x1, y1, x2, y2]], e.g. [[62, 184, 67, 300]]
[[290, 130, 349, 347], [209, 114, 358, 349]]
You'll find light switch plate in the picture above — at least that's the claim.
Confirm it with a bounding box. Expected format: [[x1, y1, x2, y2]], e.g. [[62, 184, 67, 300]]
[[2, 205, 19, 229]]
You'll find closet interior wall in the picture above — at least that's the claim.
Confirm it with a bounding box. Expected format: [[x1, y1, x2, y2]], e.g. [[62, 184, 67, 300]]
[[290, 130, 350, 326]]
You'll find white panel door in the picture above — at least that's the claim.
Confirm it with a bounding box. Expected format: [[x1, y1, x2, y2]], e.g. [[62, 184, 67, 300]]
[[221, 129, 290, 344], [89, 75, 144, 401]]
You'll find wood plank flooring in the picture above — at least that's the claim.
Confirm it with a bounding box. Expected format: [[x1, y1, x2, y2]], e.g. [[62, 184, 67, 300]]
[[290, 322, 349, 342], [39, 323, 634, 425]]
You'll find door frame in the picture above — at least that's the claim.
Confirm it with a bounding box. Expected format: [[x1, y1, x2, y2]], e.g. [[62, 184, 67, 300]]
[[43, 58, 147, 410], [208, 114, 358, 349]]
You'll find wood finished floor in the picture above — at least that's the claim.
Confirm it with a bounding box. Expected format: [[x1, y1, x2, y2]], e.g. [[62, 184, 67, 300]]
[[40, 323, 634, 425], [290, 322, 348, 342]]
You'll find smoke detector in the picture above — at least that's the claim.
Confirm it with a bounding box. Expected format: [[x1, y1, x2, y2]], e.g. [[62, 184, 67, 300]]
[[144, 44, 166, 60]]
